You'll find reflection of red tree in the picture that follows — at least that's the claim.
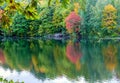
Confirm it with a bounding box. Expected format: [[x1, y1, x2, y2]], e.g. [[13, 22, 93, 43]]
[[0, 9, 4, 22], [66, 42, 82, 70], [0, 49, 5, 64]]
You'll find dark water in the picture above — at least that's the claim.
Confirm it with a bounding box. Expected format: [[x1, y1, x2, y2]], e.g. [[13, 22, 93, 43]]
[[0, 39, 120, 83]]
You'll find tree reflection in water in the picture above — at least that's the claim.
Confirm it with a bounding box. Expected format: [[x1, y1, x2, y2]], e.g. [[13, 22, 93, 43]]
[[0, 49, 5, 64], [0, 39, 119, 83], [66, 40, 82, 70], [102, 44, 117, 71]]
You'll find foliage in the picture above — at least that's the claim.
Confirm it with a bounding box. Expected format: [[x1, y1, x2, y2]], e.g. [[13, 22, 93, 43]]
[[102, 4, 117, 29], [38, 5, 67, 36], [83, 0, 101, 38], [38, 7, 58, 35], [65, 11, 81, 33], [0, 0, 120, 38], [11, 13, 40, 37], [82, 0, 120, 38], [74, 2, 80, 14], [0, 0, 43, 28], [0, 0, 68, 28]]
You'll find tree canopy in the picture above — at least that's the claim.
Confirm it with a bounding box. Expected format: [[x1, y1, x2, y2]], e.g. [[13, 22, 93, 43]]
[[0, 0, 120, 38]]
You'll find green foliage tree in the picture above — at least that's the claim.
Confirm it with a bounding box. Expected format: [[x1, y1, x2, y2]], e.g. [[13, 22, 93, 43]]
[[82, 0, 120, 38], [38, 3, 67, 36], [11, 13, 40, 37]]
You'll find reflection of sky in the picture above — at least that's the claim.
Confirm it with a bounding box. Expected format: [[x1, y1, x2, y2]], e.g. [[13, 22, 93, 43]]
[[0, 66, 120, 83]]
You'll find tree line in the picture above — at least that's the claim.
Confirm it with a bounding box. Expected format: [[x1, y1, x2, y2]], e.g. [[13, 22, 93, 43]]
[[0, 0, 120, 38]]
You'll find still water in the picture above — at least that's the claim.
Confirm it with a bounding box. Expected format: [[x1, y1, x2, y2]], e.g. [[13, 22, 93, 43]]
[[0, 39, 120, 83]]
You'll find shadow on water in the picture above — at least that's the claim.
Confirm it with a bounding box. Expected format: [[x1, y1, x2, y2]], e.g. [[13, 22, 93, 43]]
[[0, 38, 120, 83]]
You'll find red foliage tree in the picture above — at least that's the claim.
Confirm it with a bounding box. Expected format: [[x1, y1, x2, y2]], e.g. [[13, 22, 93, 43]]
[[65, 11, 81, 33]]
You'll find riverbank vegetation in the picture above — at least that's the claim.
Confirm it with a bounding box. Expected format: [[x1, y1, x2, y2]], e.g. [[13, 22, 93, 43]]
[[0, 0, 120, 38]]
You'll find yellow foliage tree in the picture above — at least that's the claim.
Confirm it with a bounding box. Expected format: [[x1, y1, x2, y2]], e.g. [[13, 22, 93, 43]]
[[102, 4, 117, 29]]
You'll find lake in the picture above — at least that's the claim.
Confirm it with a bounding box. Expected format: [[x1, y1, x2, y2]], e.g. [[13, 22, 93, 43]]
[[0, 38, 120, 83]]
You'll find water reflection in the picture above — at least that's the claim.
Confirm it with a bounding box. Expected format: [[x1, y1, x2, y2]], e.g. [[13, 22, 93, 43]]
[[66, 41, 82, 71], [103, 44, 117, 71], [0, 39, 120, 83], [0, 49, 5, 64]]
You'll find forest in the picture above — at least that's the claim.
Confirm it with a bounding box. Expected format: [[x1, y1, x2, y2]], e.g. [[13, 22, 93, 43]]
[[0, 0, 120, 38], [1, 0, 120, 83]]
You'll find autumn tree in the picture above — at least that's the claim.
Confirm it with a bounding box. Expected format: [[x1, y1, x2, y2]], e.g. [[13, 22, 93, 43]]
[[65, 11, 81, 33], [102, 4, 117, 29]]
